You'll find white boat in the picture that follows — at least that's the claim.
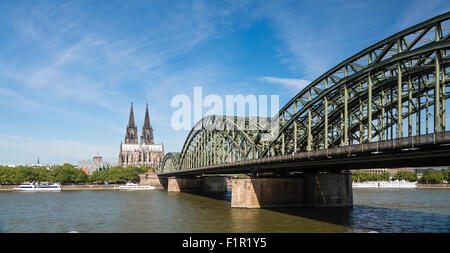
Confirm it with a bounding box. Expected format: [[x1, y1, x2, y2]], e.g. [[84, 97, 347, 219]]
[[352, 180, 417, 188], [114, 182, 155, 191], [14, 183, 61, 192]]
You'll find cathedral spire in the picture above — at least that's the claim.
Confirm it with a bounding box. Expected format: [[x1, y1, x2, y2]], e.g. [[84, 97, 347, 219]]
[[125, 102, 138, 144], [128, 102, 136, 128], [141, 103, 154, 145], [143, 103, 151, 128]]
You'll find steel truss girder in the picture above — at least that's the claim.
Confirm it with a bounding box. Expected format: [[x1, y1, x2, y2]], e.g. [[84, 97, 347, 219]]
[[162, 152, 181, 173], [162, 115, 272, 172], [161, 12, 450, 172], [284, 60, 450, 153], [262, 12, 450, 157]]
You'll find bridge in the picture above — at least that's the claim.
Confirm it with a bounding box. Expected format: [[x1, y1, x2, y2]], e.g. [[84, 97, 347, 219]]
[[156, 12, 450, 208]]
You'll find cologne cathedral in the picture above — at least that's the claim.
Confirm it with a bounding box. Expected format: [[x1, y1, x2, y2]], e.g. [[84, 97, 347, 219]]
[[118, 103, 164, 169]]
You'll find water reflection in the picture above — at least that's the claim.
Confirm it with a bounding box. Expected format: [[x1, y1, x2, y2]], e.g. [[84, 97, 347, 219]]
[[184, 189, 450, 233], [0, 189, 448, 233]]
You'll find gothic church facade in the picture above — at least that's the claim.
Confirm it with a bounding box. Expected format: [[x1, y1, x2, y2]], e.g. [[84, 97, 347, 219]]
[[118, 103, 164, 169]]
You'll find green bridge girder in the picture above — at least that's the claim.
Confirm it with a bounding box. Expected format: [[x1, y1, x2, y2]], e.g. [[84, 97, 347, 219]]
[[162, 12, 450, 174]]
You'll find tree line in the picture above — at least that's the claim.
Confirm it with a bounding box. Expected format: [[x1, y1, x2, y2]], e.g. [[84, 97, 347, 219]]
[[0, 164, 153, 184], [352, 170, 449, 184], [418, 170, 450, 184], [2, 164, 449, 184]]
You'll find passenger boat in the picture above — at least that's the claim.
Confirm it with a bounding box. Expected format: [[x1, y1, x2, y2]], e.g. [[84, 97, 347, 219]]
[[14, 183, 61, 192], [114, 182, 155, 191], [352, 180, 417, 188]]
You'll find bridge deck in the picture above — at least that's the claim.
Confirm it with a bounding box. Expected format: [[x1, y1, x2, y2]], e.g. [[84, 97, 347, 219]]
[[159, 132, 450, 177]]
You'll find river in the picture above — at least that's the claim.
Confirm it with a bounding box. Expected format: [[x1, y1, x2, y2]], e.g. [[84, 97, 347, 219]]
[[0, 188, 448, 233]]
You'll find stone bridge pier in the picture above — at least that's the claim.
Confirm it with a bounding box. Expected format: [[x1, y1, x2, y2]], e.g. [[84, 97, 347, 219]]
[[231, 172, 353, 208], [167, 176, 227, 192], [162, 172, 352, 208]]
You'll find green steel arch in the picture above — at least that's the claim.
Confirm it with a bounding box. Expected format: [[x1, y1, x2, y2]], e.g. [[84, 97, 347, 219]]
[[262, 12, 450, 157], [162, 12, 450, 172], [162, 115, 273, 172], [162, 152, 181, 173]]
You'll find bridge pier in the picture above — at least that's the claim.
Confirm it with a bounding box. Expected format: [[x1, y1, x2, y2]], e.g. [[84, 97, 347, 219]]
[[202, 176, 227, 192], [167, 176, 228, 192], [139, 172, 168, 189], [304, 173, 353, 207], [231, 172, 352, 208], [167, 177, 202, 192]]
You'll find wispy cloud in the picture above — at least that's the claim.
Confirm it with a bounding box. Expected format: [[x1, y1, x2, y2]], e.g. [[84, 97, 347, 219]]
[[0, 1, 254, 113], [251, 1, 344, 79], [260, 76, 310, 92], [0, 86, 73, 117], [394, 0, 450, 30], [0, 1, 256, 163], [2, 0, 443, 164], [251, 1, 406, 80], [0, 134, 117, 165]]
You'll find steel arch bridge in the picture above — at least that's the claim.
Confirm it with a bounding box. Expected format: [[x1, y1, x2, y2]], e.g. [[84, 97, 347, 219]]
[[161, 12, 450, 175], [162, 115, 274, 173]]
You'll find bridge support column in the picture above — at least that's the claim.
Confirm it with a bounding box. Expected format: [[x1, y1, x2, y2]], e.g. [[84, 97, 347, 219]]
[[231, 172, 352, 208], [139, 173, 168, 189], [304, 173, 353, 207], [202, 176, 227, 192], [231, 176, 307, 208], [167, 177, 202, 192]]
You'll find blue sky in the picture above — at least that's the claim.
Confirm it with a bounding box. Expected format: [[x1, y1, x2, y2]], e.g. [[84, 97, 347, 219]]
[[0, 0, 448, 165]]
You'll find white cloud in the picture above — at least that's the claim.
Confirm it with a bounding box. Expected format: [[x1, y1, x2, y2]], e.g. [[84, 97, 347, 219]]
[[394, 0, 450, 30], [0, 134, 117, 165], [0, 1, 257, 163], [260, 76, 310, 92], [0, 87, 72, 117], [0, 1, 254, 113], [251, 1, 386, 80], [251, 2, 341, 79]]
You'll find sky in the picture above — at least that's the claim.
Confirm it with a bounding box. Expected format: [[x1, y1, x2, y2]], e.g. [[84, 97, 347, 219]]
[[0, 0, 448, 165]]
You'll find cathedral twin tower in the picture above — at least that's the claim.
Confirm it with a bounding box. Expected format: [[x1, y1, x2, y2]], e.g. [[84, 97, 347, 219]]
[[124, 102, 154, 145], [119, 103, 164, 169]]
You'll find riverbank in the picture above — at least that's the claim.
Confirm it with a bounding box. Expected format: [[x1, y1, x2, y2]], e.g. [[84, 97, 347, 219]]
[[417, 184, 450, 189], [1, 183, 449, 191], [0, 184, 117, 191]]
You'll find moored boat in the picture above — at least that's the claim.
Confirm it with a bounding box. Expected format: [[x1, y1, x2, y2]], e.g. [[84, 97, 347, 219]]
[[114, 182, 155, 191], [352, 180, 417, 188], [14, 183, 61, 192]]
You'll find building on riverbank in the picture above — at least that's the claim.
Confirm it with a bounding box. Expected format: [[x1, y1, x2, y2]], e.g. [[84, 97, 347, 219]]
[[77, 155, 115, 175], [354, 167, 450, 178], [118, 103, 164, 169], [358, 168, 415, 177]]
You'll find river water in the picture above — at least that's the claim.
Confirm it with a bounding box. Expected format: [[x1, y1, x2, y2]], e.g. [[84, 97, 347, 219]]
[[0, 188, 448, 233]]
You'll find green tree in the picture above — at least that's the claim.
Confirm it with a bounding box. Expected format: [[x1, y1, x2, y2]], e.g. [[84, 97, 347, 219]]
[[441, 170, 449, 182], [89, 166, 141, 183], [393, 171, 418, 182], [419, 170, 445, 184], [50, 163, 88, 184]]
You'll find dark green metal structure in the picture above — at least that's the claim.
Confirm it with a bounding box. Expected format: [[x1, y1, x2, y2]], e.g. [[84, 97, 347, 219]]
[[162, 12, 450, 174]]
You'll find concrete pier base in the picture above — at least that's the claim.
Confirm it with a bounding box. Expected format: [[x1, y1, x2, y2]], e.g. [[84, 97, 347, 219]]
[[167, 177, 202, 192], [202, 176, 227, 192], [231, 173, 352, 208], [305, 173, 353, 207], [139, 173, 168, 189], [231, 176, 306, 208], [167, 176, 228, 192]]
